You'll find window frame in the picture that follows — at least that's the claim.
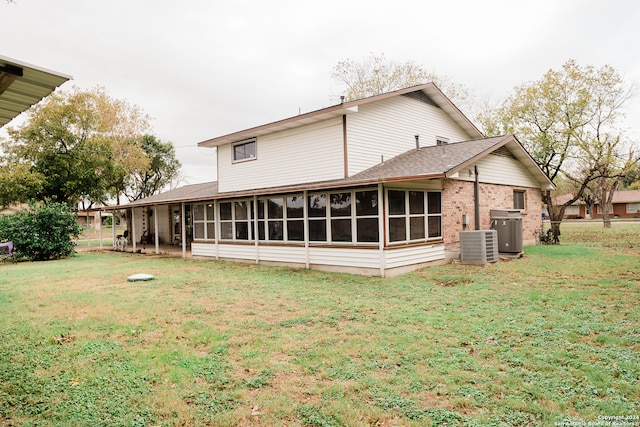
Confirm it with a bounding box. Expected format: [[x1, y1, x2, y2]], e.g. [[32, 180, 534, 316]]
[[256, 194, 305, 243], [513, 189, 526, 210], [386, 189, 442, 244], [232, 138, 257, 163], [307, 188, 379, 245], [192, 202, 216, 241], [218, 199, 253, 241]]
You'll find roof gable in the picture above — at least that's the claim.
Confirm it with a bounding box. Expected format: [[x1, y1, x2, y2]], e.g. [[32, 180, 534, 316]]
[[350, 135, 554, 190], [198, 83, 484, 148]]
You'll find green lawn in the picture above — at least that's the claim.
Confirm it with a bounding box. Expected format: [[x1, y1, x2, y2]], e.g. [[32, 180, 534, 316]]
[[1, 223, 638, 426]]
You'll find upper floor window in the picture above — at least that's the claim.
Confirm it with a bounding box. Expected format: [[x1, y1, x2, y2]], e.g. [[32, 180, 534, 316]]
[[233, 139, 256, 162], [513, 190, 526, 210]]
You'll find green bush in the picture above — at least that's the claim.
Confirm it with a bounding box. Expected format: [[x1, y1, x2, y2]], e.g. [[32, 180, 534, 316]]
[[0, 201, 83, 261]]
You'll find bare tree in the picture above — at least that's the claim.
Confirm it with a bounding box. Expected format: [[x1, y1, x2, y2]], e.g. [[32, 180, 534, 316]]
[[331, 53, 472, 110]]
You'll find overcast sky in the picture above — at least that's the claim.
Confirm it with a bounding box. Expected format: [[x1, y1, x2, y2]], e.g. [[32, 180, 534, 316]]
[[2, 0, 639, 184]]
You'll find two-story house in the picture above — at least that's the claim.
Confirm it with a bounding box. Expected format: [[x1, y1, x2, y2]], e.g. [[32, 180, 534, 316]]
[[109, 83, 554, 276]]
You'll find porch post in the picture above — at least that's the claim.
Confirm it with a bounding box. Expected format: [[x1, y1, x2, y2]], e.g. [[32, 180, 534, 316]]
[[154, 204, 160, 254], [181, 203, 186, 258], [131, 208, 137, 253], [98, 210, 103, 248], [112, 211, 117, 249], [378, 183, 386, 277]]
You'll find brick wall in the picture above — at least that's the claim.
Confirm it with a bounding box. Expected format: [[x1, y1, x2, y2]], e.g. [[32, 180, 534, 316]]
[[442, 179, 543, 250]]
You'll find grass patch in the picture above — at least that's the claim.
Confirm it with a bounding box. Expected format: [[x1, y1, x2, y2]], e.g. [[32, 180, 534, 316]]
[[0, 222, 638, 425]]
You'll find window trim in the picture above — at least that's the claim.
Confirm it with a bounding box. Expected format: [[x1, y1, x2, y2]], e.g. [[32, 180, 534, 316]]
[[386, 189, 442, 245], [307, 188, 379, 244], [513, 189, 526, 211], [232, 138, 257, 163], [256, 194, 305, 243], [192, 202, 216, 241], [218, 199, 253, 241]]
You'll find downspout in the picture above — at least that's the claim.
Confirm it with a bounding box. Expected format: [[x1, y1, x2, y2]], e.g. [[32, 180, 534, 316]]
[[378, 183, 386, 277], [474, 165, 480, 230], [342, 115, 348, 178]]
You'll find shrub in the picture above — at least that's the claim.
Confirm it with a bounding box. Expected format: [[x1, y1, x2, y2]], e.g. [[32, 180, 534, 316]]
[[0, 201, 83, 261]]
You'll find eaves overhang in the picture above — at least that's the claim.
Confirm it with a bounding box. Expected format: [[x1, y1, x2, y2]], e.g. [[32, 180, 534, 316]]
[[0, 55, 72, 127]]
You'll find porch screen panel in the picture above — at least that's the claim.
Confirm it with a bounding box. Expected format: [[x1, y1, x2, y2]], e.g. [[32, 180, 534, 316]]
[[219, 202, 233, 240], [330, 192, 352, 242], [193, 204, 205, 239], [388, 189, 442, 243], [427, 192, 442, 238], [356, 190, 379, 243], [234, 201, 250, 240], [308, 193, 327, 242], [267, 197, 284, 241], [206, 203, 215, 239], [286, 195, 304, 241]]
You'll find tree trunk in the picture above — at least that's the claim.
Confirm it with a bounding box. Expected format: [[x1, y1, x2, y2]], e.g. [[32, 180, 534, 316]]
[[542, 190, 563, 241], [598, 176, 620, 229]]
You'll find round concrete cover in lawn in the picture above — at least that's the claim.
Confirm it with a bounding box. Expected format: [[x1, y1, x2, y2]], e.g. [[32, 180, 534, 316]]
[[127, 273, 155, 282]]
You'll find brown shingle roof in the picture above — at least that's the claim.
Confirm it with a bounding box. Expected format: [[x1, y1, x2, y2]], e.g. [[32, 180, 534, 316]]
[[110, 181, 219, 208], [109, 135, 552, 208], [350, 135, 511, 181]]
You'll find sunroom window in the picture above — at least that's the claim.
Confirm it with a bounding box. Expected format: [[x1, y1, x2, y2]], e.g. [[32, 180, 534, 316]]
[[388, 189, 442, 243], [256, 194, 304, 242], [308, 189, 379, 244], [192, 202, 215, 240], [219, 200, 251, 240]]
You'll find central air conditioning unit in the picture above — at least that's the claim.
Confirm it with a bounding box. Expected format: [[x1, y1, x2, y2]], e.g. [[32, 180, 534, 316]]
[[459, 230, 499, 263]]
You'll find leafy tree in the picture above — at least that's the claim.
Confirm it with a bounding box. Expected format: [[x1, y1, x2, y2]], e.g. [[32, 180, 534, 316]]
[[479, 60, 637, 232], [123, 134, 181, 202], [0, 86, 150, 206], [0, 201, 82, 261], [332, 53, 472, 108]]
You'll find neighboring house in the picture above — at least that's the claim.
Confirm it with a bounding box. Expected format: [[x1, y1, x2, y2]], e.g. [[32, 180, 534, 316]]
[[555, 190, 640, 219], [106, 83, 554, 276]]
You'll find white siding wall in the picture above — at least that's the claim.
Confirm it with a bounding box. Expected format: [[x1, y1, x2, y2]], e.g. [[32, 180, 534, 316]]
[[456, 154, 540, 188], [384, 244, 445, 268], [217, 244, 256, 261], [309, 247, 381, 269], [190, 241, 445, 276], [347, 96, 473, 176], [217, 117, 344, 193]]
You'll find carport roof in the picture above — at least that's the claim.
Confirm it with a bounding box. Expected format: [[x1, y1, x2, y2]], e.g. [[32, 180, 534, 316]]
[[0, 55, 72, 127]]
